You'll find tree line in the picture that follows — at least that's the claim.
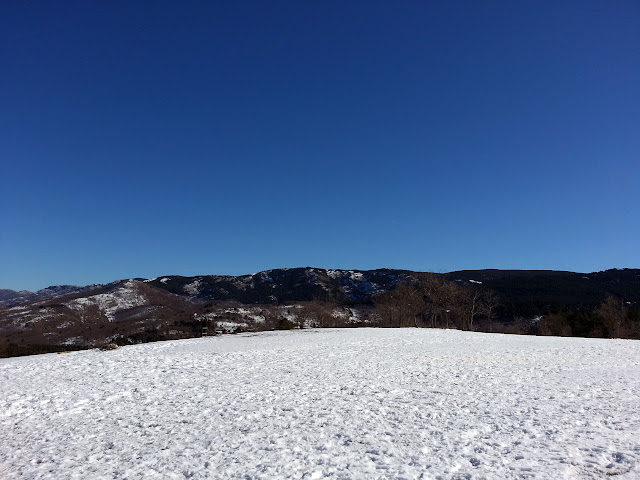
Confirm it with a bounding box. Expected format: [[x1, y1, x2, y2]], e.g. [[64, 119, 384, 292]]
[[372, 274, 639, 339], [373, 274, 499, 331]]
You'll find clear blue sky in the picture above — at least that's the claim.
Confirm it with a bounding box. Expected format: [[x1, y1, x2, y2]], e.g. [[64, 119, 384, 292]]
[[2, 1, 639, 291]]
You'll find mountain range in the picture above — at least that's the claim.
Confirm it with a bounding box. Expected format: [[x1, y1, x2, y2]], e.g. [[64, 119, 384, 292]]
[[1, 267, 638, 356]]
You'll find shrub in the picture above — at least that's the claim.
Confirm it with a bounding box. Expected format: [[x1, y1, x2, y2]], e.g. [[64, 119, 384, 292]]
[[276, 318, 296, 330]]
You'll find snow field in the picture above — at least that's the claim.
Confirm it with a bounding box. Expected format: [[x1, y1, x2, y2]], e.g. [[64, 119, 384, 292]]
[[1, 328, 639, 479]]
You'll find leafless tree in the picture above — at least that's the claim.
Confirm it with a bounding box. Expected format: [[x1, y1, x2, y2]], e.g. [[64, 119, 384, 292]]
[[374, 283, 425, 327], [597, 294, 627, 338], [465, 287, 481, 331], [538, 313, 572, 337], [479, 290, 500, 332], [418, 274, 449, 328], [304, 299, 336, 328]]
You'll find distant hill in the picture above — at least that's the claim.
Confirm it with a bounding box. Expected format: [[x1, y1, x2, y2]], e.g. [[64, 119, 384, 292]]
[[143, 267, 415, 304], [445, 269, 640, 316], [1, 267, 638, 356]]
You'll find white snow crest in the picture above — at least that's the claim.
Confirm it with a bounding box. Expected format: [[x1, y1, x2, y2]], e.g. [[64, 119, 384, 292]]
[[349, 270, 364, 281], [326, 269, 364, 281], [326, 269, 341, 279]]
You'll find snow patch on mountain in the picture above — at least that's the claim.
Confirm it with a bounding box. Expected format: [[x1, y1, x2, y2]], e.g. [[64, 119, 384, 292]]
[[326, 269, 341, 279], [183, 279, 202, 295], [67, 280, 147, 322], [331, 307, 363, 323], [349, 271, 364, 281], [216, 321, 249, 332], [225, 307, 266, 323], [7, 306, 28, 312]]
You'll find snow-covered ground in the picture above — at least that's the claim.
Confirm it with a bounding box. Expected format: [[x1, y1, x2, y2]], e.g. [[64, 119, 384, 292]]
[[1, 329, 639, 479]]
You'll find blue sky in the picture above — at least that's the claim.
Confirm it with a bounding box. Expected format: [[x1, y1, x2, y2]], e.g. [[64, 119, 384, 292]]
[[2, 1, 639, 291]]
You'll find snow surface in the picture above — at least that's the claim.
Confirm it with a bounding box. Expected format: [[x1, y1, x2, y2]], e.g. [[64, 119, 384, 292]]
[[1, 329, 639, 479]]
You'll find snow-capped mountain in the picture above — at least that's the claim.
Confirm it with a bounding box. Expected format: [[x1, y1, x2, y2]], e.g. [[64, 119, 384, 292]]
[[0, 285, 89, 308], [0, 268, 405, 351], [0, 279, 201, 350], [144, 267, 413, 304], [1, 267, 639, 355]]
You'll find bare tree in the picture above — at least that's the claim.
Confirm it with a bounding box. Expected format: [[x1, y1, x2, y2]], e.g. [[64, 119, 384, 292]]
[[479, 290, 500, 332], [597, 294, 627, 338], [304, 299, 336, 328], [418, 274, 449, 328], [538, 313, 572, 337], [374, 283, 425, 327], [375, 275, 498, 333], [466, 287, 481, 331]]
